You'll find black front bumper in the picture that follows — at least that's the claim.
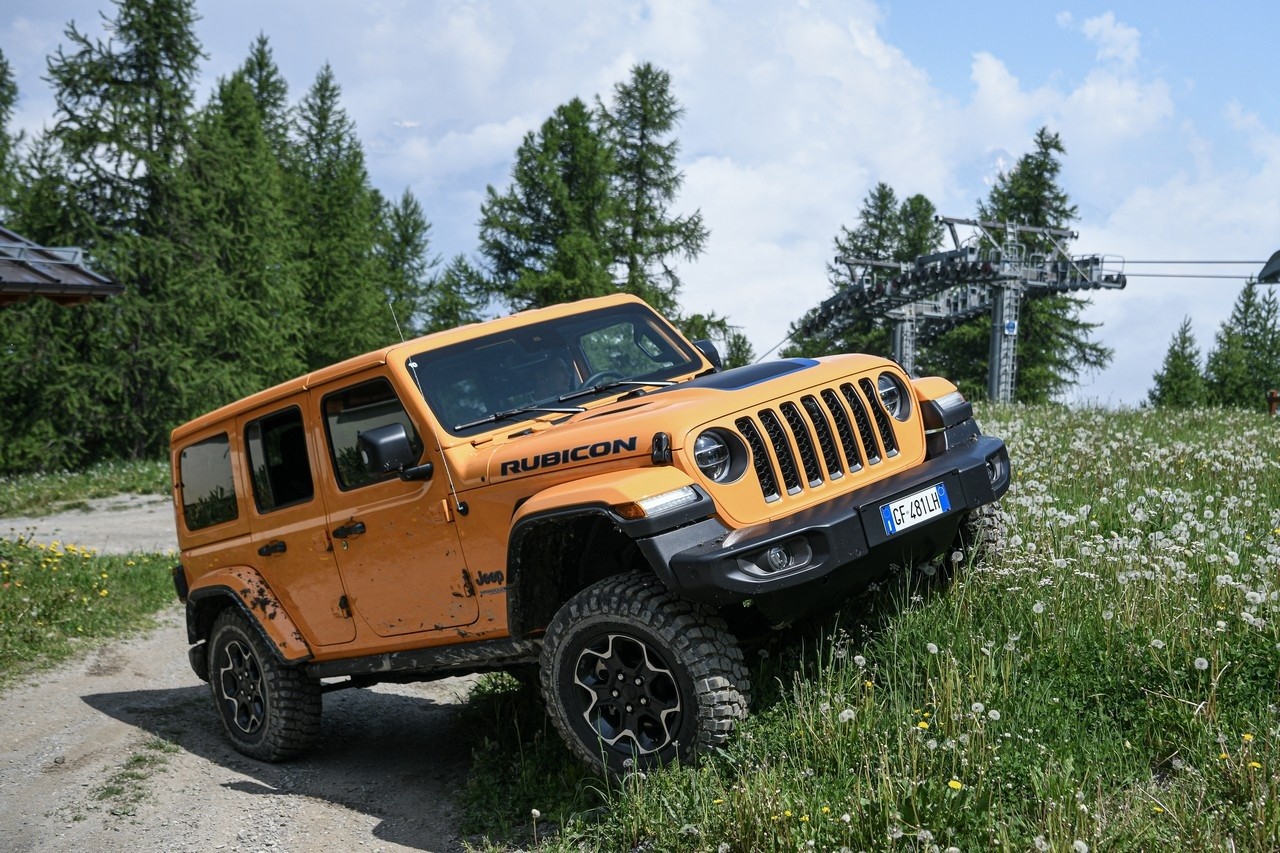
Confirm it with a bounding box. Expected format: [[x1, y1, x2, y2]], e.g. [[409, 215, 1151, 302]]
[[636, 433, 1009, 623]]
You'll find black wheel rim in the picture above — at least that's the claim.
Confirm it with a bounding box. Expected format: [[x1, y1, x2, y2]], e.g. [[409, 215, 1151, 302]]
[[572, 633, 682, 757], [216, 638, 266, 736]]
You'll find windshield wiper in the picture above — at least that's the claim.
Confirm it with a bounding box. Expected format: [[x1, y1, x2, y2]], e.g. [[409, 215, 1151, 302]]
[[558, 379, 675, 403], [454, 403, 585, 432]]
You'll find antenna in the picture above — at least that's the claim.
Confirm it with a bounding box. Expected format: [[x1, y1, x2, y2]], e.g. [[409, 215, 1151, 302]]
[[389, 301, 407, 343]]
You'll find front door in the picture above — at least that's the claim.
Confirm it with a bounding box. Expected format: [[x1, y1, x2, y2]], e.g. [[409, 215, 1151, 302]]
[[312, 372, 478, 638]]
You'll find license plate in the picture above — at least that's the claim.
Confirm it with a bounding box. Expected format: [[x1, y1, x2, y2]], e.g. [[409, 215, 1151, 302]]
[[880, 483, 950, 535]]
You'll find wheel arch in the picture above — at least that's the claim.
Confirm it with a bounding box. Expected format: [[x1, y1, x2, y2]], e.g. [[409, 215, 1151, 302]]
[[186, 566, 313, 664]]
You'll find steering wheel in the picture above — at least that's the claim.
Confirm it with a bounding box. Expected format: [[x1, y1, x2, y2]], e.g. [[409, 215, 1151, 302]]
[[578, 370, 625, 390]]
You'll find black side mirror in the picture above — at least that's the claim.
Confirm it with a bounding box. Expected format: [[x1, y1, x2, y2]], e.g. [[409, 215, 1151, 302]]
[[693, 339, 723, 372], [357, 424, 433, 481]]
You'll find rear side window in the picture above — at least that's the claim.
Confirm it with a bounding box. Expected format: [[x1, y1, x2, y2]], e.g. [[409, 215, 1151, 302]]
[[324, 378, 424, 490], [245, 407, 314, 513], [180, 433, 238, 530]]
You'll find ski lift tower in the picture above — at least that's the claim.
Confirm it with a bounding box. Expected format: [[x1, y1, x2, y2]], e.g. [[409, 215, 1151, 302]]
[[804, 217, 1127, 403]]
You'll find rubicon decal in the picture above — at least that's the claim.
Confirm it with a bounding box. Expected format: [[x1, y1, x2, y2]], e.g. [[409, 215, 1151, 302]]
[[499, 437, 638, 476]]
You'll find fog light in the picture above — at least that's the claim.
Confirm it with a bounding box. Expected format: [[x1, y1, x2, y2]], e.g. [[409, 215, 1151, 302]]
[[986, 456, 1004, 484], [765, 545, 792, 572]]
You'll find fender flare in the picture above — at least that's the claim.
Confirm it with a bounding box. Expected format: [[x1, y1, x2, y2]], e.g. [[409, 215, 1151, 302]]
[[505, 467, 713, 634], [186, 566, 313, 664]]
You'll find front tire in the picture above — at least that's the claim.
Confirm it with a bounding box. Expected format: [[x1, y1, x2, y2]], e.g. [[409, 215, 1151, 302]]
[[540, 573, 750, 775], [207, 609, 321, 762]]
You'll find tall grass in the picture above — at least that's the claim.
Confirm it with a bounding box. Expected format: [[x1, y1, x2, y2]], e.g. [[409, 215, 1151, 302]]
[[468, 405, 1280, 851], [0, 458, 170, 517]]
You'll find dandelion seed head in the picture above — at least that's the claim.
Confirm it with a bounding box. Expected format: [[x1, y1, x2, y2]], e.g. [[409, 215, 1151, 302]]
[[987, 709, 1001, 721], [1194, 657, 1209, 671], [1032, 601, 1045, 614], [972, 702, 985, 714], [926, 642, 939, 654], [853, 654, 866, 667]]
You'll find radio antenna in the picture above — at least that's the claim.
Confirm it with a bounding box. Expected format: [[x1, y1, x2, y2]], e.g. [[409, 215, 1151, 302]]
[[389, 301, 407, 343]]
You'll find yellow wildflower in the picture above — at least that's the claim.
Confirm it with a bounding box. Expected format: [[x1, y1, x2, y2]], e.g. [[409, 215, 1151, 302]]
[[948, 779, 963, 790]]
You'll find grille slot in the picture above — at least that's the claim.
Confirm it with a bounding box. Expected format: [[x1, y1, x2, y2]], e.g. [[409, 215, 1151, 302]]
[[735, 416, 780, 502], [758, 409, 802, 495], [859, 377, 899, 457], [780, 401, 823, 487], [802, 395, 843, 480], [840, 382, 881, 464], [820, 388, 862, 472]]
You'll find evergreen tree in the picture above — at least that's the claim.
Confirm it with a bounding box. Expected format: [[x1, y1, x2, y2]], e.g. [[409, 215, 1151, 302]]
[[1148, 317, 1205, 407], [238, 34, 291, 162], [921, 128, 1111, 402], [678, 313, 755, 369], [10, 0, 207, 462], [422, 255, 486, 334], [376, 188, 439, 338], [0, 48, 20, 216], [288, 64, 395, 366], [597, 63, 708, 315], [785, 185, 941, 360], [1204, 280, 1279, 409], [172, 72, 306, 403], [478, 97, 617, 310]]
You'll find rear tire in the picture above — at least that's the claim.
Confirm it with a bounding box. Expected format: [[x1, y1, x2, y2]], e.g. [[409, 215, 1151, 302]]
[[540, 573, 750, 775], [207, 609, 321, 762]]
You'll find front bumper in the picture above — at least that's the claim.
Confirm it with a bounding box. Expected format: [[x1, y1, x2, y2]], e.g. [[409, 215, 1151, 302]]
[[635, 432, 1009, 622]]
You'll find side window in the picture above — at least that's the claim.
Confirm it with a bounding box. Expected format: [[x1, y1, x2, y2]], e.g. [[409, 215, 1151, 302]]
[[324, 378, 424, 490], [245, 407, 314, 513], [180, 433, 238, 530]]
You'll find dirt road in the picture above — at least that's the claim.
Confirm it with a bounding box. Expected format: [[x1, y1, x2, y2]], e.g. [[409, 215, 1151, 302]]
[[0, 501, 483, 853]]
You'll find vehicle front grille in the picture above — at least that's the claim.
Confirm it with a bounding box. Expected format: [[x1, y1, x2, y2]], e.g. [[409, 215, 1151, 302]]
[[733, 381, 901, 504]]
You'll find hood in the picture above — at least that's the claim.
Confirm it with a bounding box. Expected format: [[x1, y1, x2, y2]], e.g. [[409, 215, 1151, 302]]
[[446, 355, 894, 489]]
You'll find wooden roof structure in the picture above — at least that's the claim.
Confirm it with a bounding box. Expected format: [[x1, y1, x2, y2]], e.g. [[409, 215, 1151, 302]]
[[0, 225, 121, 308]]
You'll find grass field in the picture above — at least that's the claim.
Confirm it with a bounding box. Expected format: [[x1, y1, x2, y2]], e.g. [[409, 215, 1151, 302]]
[[465, 404, 1280, 851], [0, 458, 170, 518], [2, 408, 1276, 850]]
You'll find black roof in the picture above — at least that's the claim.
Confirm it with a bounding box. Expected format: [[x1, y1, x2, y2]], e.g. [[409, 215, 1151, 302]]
[[0, 225, 121, 307]]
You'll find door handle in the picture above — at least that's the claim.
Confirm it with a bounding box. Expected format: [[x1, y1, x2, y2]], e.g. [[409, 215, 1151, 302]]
[[257, 540, 287, 557], [333, 521, 366, 539]]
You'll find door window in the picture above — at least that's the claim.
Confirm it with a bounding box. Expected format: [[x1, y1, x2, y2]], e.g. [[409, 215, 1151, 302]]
[[323, 378, 424, 490], [245, 407, 314, 513]]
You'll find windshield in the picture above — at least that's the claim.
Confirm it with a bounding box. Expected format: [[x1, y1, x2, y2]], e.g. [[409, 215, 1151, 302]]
[[408, 302, 702, 437]]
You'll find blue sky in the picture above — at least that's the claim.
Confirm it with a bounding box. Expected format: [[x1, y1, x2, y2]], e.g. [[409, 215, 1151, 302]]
[[6, 1, 1279, 405]]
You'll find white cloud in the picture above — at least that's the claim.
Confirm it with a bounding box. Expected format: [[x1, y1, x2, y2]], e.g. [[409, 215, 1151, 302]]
[[1080, 12, 1141, 67]]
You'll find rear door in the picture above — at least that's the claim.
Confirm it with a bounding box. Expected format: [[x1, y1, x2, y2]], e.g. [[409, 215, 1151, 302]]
[[238, 402, 355, 646], [312, 372, 478, 637]]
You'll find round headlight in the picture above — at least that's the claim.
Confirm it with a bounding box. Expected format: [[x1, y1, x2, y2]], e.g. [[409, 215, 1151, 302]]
[[877, 372, 911, 421], [694, 431, 733, 482]]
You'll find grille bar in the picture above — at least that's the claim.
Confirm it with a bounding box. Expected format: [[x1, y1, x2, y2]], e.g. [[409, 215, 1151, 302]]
[[820, 388, 862, 472], [759, 409, 802, 495], [780, 401, 823, 487], [736, 416, 781, 502], [802, 395, 843, 480], [840, 382, 881, 464]]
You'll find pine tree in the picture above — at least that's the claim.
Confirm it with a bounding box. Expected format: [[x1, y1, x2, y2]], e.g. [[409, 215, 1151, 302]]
[[597, 63, 708, 315], [238, 34, 291, 162], [376, 188, 440, 338], [0, 47, 20, 216], [1204, 280, 1279, 409], [1148, 317, 1205, 408], [921, 128, 1112, 402], [422, 255, 486, 334], [14, 0, 207, 462], [785, 185, 942, 359], [172, 72, 306, 404], [478, 97, 617, 310], [288, 64, 395, 366]]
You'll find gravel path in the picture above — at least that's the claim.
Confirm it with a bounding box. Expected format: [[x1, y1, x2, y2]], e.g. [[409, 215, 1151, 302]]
[[0, 499, 483, 852]]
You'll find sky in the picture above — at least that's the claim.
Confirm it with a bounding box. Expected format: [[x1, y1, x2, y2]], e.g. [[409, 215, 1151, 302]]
[[5, 0, 1280, 406]]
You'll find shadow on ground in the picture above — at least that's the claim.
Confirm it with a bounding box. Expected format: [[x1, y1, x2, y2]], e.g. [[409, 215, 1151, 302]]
[[83, 678, 479, 851]]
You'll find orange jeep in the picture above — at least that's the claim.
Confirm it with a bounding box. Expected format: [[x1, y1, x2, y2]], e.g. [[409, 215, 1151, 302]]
[[170, 294, 1009, 773]]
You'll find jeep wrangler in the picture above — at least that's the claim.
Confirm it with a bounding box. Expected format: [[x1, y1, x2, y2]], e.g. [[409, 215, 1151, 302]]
[[170, 293, 1009, 774]]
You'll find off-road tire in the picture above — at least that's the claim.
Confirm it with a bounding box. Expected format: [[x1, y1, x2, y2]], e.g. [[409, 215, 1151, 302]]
[[539, 573, 750, 775], [207, 609, 321, 762]]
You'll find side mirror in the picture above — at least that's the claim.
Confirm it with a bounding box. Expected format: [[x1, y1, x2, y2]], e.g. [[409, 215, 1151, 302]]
[[693, 339, 723, 372], [357, 424, 433, 481]]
